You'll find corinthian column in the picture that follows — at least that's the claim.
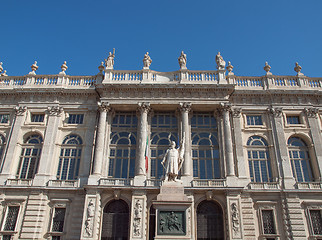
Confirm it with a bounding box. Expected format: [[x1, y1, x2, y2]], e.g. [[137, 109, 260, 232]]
[[135, 102, 150, 177], [179, 102, 192, 177], [92, 102, 110, 175], [220, 103, 235, 176]]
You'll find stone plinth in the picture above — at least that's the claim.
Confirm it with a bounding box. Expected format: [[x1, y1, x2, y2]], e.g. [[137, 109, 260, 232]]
[[153, 181, 194, 240]]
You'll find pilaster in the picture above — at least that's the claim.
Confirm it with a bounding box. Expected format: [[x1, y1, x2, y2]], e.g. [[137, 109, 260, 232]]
[[226, 192, 243, 240], [0, 106, 27, 184], [267, 106, 295, 189], [130, 191, 147, 240], [33, 106, 63, 186], [304, 107, 322, 180]]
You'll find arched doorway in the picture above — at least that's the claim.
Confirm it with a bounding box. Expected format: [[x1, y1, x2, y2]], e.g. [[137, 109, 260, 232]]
[[101, 199, 129, 240], [197, 200, 224, 240]]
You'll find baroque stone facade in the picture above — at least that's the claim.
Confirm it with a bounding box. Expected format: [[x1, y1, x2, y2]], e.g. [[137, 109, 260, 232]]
[[0, 56, 321, 239]]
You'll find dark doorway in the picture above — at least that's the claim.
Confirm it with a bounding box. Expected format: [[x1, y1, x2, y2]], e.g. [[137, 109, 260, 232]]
[[101, 199, 129, 240], [197, 200, 224, 240], [149, 206, 156, 240]]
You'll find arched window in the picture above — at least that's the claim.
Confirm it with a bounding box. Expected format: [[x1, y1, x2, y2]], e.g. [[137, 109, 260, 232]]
[[101, 200, 129, 240], [0, 134, 6, 160], [197, 200, 224, 240], [191, 113, 220, 179], [150, 112, 178, 179], [288, 137, 313, 182], [108, 112, 137, 178], [57, 134, 82, 180], [108, 132, 136, 178], [247, 136, 272, 182], [17, 134, 43, 179]]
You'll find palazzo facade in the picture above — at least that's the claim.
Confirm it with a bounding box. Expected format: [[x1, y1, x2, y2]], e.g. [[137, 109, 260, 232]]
[[0, 55, 321, 240]]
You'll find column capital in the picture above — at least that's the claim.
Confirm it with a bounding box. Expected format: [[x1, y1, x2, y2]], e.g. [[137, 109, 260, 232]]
[[304, 107, 319, 118], [97, 102, 110, 112], [14, 106, 27, 116], [47, 106, 63, 116], [232, 108, 242, 118], [137, 102, 151, 115], [220, 102, 232, 112], [179, 102, 192, 113], [267, 106, 283, 118]]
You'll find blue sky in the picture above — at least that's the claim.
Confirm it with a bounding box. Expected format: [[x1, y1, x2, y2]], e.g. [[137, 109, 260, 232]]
[[0, 0, 321, 77]]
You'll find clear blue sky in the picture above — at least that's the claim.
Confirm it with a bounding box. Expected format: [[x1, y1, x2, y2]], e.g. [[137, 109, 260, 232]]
[[1, 0, 321, 77]]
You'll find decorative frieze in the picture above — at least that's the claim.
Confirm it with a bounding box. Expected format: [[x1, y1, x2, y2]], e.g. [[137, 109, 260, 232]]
[[133, 199, 143, 237]]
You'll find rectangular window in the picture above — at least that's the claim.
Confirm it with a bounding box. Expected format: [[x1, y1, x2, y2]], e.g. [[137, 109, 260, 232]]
[[31, 114, 45, 122], [2, 235, 12, 240], [246, 115, 263, 125], [287, 116, 300, 124], [310, 210, 322, 236], [3, 206, 19, 231], [52, 236, 61, 240], [0, 114, 9, 124], [68, 114, 84, 124], [262, 210, 276, 234], [52, 208, 66, 232]]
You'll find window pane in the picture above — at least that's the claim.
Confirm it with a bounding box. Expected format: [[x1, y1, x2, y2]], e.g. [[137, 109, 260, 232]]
[[262, 210, 276, 234], [52, 208, 66, 232], [4, 206, 19, 231], [310, 210, 322, 235]]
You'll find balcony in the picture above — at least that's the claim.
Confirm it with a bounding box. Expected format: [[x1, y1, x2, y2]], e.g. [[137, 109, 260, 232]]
[[248, 182, 280, 190], [191, 179, 226, 188], [99, 178, 133, 186], [295, 182, 322, 189], [5, 179, 33, 186], [47, 180, 79, 188]]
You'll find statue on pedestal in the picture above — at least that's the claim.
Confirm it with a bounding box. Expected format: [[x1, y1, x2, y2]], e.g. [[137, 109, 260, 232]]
[[215, 52, 226, 70], [105, 48, 115, 69], [161, 137, 185, 181], [143, 52, 152, 69], [178, 51, 187, 69]]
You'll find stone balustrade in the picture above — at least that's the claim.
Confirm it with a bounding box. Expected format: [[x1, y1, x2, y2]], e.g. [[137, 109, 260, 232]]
[[5, 178, 33, 186], [248, 182, 281, 190], [191, 179, 226, 188], [296, 182, 322, 189], [99, 178, 133, 186], [47, 179, 79, 188], [0, 71, 321, 91]]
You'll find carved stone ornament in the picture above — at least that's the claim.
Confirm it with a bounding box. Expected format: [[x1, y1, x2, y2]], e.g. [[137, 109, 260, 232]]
[[232, 108, 242, 118], [178, 51, 187, 70], [143, 52, 152, 69], [267, 106, 283, 118], [264, 61, 272, 75], [98, 62, 104, 74], [0, 62, 3, 73], [59, 61, 68, 75], [137, 102, 150, 115], [97, 102, 110, 112], [15, 106, 27, 116], [219, 102, 231, 113], [304, 107, 319, 118], [29, 61, 38, 75], [84, 199, 95, 237], [179, 102, 191, 113], [294, 62, 303, 75], [133, 199, 143, 237], [158, 211, 185, 235], [231, 203, 240, 237], [47, 106, 63, 116], [226, 61, 234, 74]]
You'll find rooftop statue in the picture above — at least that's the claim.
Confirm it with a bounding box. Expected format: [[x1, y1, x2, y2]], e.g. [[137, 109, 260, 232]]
[[161, 136, 185, 182], [178, 51, 187, 70], [105, 48, 115, 70], [143, 52, 152, 69], [216, 52, 226, 70]]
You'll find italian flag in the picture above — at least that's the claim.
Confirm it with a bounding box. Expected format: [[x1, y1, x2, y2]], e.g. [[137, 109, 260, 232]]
[[145, 135, 149, 173]]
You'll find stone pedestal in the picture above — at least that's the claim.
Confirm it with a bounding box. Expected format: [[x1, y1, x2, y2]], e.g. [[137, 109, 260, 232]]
[[153, 181, 193, 240]]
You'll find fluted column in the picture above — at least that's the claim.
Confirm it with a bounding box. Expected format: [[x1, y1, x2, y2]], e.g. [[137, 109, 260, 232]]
[[220, 103, 235, 176], [92, 102, 110, 175], [135, 102, 150, 177], [179, 102, 192, 176]]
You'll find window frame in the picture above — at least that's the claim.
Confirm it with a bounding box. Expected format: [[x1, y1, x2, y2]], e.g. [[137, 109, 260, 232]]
[[0, 113, 10, 125], [304, 202, 322, 239], [47, 199, 71, 239], [66, 113, 85, 125], [283, 111, 306, 128], [243, 113, 266, 129], [0, 199, 25, 239], [255, 201, 280, 240]]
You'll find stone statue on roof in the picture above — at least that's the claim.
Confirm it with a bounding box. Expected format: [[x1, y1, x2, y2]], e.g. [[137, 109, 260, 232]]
[[143, 52, 152, 69], [216, 52, 226, 70], [178, 51, 187, 70]]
